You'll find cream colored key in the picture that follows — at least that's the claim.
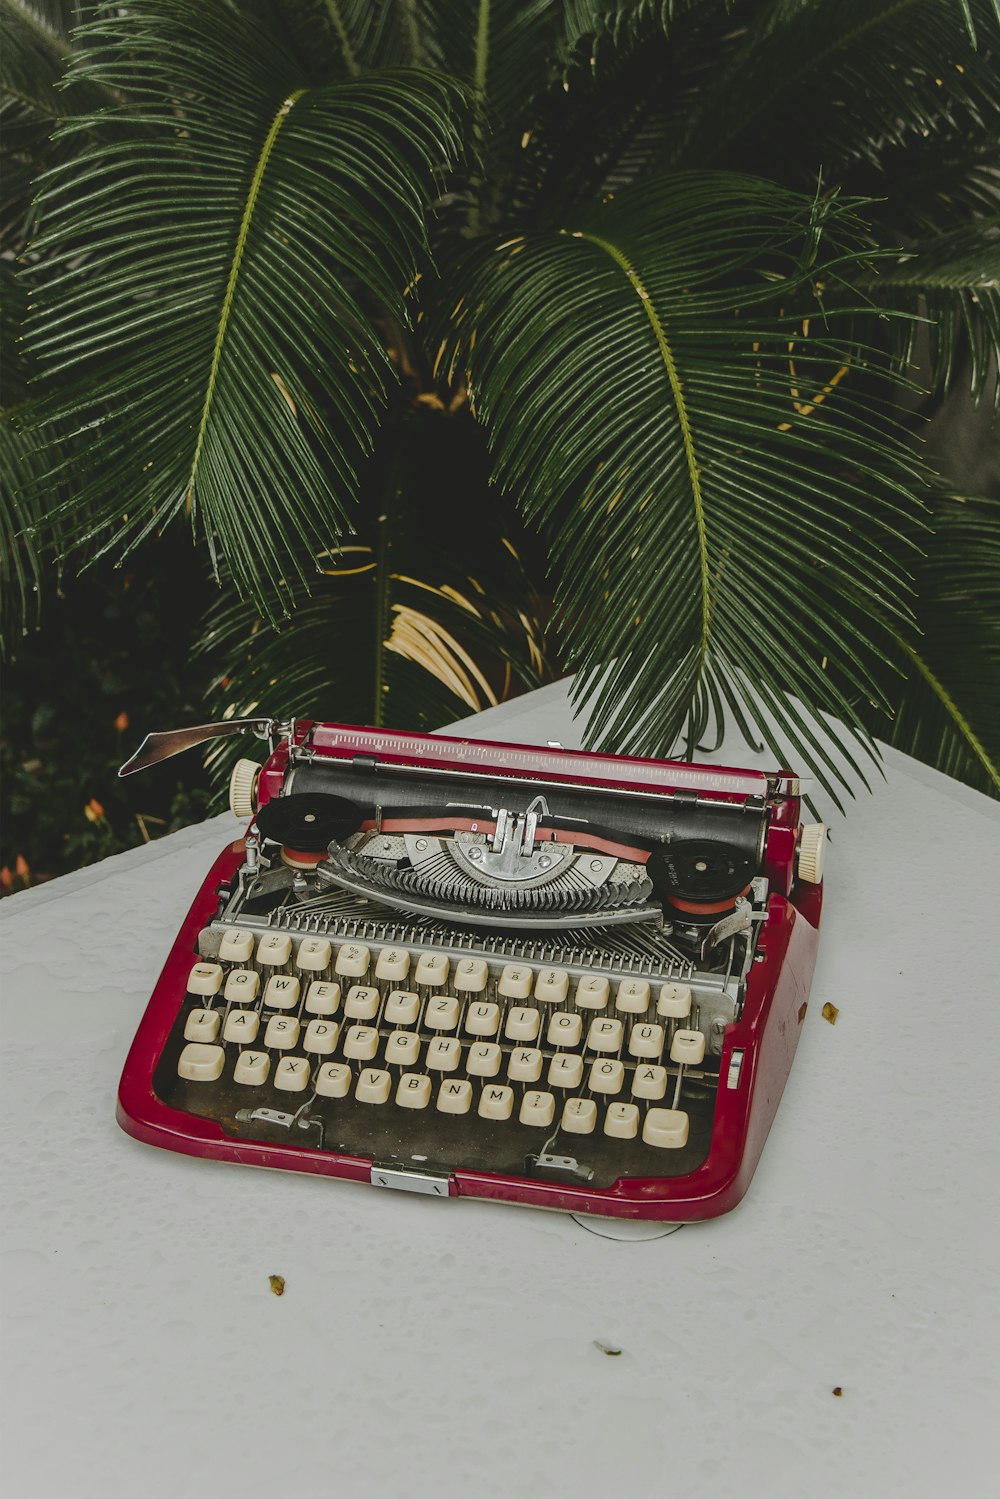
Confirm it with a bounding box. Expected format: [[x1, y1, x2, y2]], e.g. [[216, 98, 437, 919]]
[[184, 1008, 220, 1043], [562, 1097, 597, 1134], [498, 964, 532, 1000], [548, 1053, 584, 1089], [315, 1062, 351, 1098], [466, 1042, 502, 1077], [384, 990, 420, 1025], [233, 1049, 270, 1086], [187, 962, 223, 997], [335, 942, 370, 978], [508, 1047, 543, 1082], [219, 929, 253, 963], [385, 1030, 420, 1067], [223, 1008, 260, 1044], [275, 1056, 310, 1092], [415, 952, 449, 987], [547, 1011, 582, 1047], [356, 1067, 391, 1104], [426, 1036, 462, 1071], [264, 974, 300, 1010], [257, 933, 291, 966], [657, 982, 693, 1018], [504, 1006, 540, 1042], [587, 1017, 623, 1053], [479, 1084, 514, 1120], [375, 947, 411, 982], [265, 1015, 299, 1049], [426, 995, 460, 1030], [396, 1072, 431, 1109], [437, 1078, 473, 1114], [631, 1063, 667, 1100], [670, 1029, 706, 1065], [304, 980, 340, 1016], [589, 1058, 625, 1094], [465, 1002, 500, 1037], [628, 1022, 664, 1059], [534, 968, 569, 1004], [344, 1025, 379, 1060], [344, 984, 380, 1020], [225, 968, 260, 1003], [575, 975, 610, 1009], [615, 978, 650, 1014], [642, 1107, 689, 1148], [177, 1042, 224, 1081], [454, 957, 488, 993], [519, 1090, 555, 1127], [304, 1019, 339, 1055], [605, 1101, 639, 1138], [296, 937, 332, 971]]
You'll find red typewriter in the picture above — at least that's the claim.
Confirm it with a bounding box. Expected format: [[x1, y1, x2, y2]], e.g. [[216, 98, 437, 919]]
[[117, 717, 825, 1220]]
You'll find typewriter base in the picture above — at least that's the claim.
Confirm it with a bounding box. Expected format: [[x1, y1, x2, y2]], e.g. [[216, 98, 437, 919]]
[[117, 841, 821, 1223]]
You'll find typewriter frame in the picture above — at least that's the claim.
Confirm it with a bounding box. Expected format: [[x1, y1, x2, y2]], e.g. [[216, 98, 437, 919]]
[[117, 721, 823, 1221]]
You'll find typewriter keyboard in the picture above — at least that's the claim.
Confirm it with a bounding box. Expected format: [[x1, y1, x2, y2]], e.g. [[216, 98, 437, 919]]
[[158, 928, 728, 1185]]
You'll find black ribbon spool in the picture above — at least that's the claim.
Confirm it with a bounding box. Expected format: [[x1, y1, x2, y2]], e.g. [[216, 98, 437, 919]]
[[647, 839, 757, 903], [255, 793, 364, 852]]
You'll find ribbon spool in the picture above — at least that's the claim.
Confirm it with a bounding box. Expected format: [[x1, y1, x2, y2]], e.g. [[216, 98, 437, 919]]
[[255, 793, 364, 867], [647, 839, 756, 920]]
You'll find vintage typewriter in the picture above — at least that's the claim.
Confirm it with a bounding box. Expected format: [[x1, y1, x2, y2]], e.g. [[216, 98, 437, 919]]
[[117, 717, 825, 1220]]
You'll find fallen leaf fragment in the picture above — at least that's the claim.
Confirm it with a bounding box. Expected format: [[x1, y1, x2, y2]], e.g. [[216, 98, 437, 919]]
[[593, 1340, 622, 1356], [269, 1275, 285, 1297], [822, 1002, 839, 1025], [832, 1386, 843, 1397]]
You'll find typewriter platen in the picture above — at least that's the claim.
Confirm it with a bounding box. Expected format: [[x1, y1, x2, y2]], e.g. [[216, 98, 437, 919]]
[[117, 718, 825, 1220]]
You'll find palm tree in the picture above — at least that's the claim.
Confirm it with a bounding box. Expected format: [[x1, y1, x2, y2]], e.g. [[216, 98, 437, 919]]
[[3, 0, 998, 809]]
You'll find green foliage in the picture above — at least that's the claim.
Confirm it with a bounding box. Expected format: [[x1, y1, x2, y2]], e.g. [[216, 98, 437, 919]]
[[0, 541, 213, 889], [460, 175, 927, 804], [24, 1, 466, 613], [3, 0, 998, 830]]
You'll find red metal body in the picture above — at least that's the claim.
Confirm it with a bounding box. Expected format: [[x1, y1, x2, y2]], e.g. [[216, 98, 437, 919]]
[[117, 724, 822, 1220]]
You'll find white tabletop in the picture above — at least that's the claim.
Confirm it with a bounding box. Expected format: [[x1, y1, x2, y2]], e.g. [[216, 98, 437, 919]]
[[2, 681, 998, 1498]]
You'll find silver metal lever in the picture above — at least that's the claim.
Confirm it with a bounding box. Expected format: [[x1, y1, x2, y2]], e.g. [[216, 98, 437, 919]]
[[118, 717, 275, 777]]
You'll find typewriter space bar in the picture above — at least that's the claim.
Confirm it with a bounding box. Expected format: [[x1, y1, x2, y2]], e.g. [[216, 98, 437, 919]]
[[371, 1164, 454, 1197]]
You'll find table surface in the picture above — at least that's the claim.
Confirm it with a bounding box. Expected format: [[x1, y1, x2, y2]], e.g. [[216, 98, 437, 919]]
[[2, 681, 998, 1499]]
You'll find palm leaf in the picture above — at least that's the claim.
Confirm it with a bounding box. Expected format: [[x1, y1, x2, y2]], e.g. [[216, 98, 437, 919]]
[[678, 0, 1000, 181], [24, 0, 464, 615], [200, 535, 546, 787], [0, 0, 113, 253], [863, 222, 1000, 411], [861, 491, 1000, 795], [458, 171, 931, 806]]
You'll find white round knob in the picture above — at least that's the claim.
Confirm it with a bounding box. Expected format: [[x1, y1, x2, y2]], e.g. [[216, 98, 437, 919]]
[[229, 758, 261, 819], [797, 822, 827, 884]]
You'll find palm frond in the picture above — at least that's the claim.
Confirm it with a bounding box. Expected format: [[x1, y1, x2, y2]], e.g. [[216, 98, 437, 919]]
[[458, 171, 931, 806], [24, 0, 464, 615], [679, 0, 1000, 181], [200, 534, 546, 787], [1, 267, 45, 649], [863, 492, 1000, 795], [865, 221, 1000, 411], [0, 0, 113, 252]]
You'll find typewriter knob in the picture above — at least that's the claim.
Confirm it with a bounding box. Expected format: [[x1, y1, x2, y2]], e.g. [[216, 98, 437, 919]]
[[229, 758, 262, 819], [797, 822, 827, 884]]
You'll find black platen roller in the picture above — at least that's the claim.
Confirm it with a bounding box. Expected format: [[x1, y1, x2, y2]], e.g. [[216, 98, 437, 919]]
[[255, 793, 364, 852]]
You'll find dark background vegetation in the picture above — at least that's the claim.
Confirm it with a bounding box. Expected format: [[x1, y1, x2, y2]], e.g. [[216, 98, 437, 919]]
[[2, 0, 998, 893]]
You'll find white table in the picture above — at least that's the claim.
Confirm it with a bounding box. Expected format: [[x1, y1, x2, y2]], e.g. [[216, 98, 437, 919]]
[[2, 681, 997, 1498]]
